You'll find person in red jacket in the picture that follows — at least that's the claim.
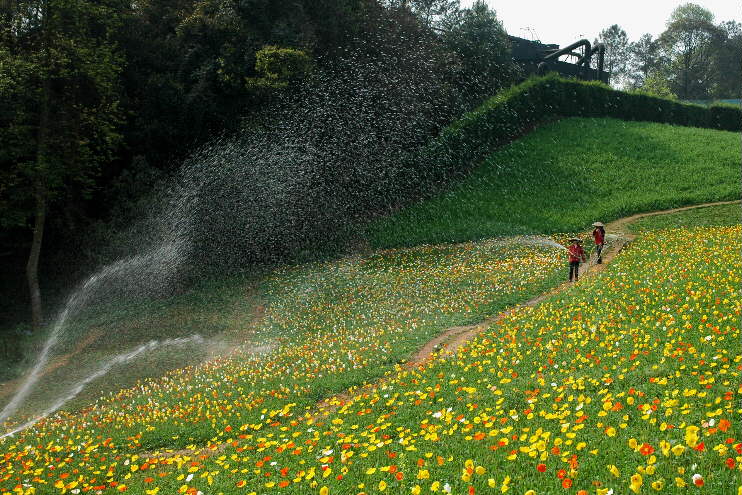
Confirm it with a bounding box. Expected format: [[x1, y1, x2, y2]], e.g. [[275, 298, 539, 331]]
[[567, 238, 587, 281], [592, 221, 605, 264]]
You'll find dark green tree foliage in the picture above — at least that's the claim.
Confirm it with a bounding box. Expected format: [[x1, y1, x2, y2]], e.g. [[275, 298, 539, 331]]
[[707, 21, 742, 99], [659, 3, 718, 99], [408, 0, 460, 29], [0, 0, 124, 330], [595, 24, 629, 86], [626, 34, 663, 89], [441, 0, 518, 109], [625, 6, 740, 100]]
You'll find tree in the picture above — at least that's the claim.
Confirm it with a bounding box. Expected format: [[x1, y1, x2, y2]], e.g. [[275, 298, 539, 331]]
[[634, 71, 677, 99], [442, 0, 517, 108], [625, 33, 663, 89], [408, 0, 460, 30], [659, 3, 718, 99], [707, 20, 742, 99], [595, 24, 629, 87], [0, 0, 123, 330]]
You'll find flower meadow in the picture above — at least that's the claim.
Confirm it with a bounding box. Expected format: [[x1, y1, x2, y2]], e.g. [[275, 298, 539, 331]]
[[2, 225, 739, 494], [0, 238, 569, 494]]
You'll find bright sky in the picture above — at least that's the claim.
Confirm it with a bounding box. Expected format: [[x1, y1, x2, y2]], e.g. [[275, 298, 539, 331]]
[[461, 1, 741, 47]]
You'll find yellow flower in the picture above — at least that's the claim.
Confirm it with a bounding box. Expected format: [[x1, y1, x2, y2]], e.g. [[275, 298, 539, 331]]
[[684, 425, 700, 447], [651, 479, 665, 490], [525, 491, 536, 495], [379, 480, 387, 491], [670, 444, 685, 456], [674, 478, 686, 488], [628, 438, 638, 450], [475, 466, 486, 475], [430, 481, 440, 492], [320, 487, 329, 495], [608, 465, 620, 477], [630, 473, 643, 494], [411, 486, 421, 495]]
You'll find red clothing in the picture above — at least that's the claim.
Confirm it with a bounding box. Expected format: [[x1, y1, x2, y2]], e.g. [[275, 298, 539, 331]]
[[568, 244, 586, 263], [592, 228, 605, 245]]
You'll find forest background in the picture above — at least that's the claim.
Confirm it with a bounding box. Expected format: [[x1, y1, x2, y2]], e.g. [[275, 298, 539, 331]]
[[0, 0, 739, 337]]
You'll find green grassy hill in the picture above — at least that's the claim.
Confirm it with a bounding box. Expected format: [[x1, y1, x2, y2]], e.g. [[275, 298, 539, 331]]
[[369, 117, 740, 248]]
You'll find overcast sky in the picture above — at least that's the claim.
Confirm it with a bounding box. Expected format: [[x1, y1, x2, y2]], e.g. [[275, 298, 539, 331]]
[[461, 1, 741, 47]]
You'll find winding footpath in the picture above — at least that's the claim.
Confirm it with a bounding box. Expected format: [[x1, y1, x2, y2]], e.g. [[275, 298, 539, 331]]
[[2, 201, 737, 455], [314, 200, 740, 419]]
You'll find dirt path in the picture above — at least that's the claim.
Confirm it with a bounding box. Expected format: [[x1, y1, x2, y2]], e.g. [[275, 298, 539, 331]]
[[405, 200, 740, 365], [306, 200, 742, 425]]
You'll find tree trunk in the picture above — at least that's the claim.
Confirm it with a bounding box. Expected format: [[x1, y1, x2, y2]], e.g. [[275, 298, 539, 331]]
[[26, 186, 46, 332], [25, 0, 52, 332]]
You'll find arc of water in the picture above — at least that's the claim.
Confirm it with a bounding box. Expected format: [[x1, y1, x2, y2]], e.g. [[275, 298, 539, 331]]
[[0, 240, 187, 425], [1, 334, 203, 439]]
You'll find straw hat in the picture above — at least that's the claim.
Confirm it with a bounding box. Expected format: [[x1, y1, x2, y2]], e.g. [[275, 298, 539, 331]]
[[568, 237, 582, 243], [592, 222, 605, 227]]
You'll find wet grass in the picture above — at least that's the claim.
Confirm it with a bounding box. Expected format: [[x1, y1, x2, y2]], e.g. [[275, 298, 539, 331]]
[[369, 117, 741, 248], [0, 239, 566, 426]]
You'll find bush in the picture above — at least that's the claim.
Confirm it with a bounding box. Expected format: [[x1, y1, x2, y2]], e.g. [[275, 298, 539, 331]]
[[410, 74, 741, 186]]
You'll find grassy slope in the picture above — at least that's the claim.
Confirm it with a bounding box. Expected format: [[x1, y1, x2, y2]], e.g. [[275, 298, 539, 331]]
[[369, 117, 740, 248], [629, 203, 741, 233], [95, 201, 740, 494], [0, 238, 566, 425]]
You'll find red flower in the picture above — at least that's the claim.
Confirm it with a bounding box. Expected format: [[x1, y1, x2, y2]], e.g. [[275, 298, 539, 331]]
[[562, 478, 573, 489], [536, 464, 547, 473], [726, 458, 735, 469], [557, 469, 567, 479], [639, 443, 655, 456]]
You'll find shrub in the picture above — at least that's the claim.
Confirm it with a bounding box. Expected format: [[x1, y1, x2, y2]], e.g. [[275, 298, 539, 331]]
[[411, 74, 741, 186]]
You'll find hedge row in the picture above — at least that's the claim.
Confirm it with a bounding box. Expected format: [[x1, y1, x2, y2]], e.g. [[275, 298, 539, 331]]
[[412, 74, 741, 185]]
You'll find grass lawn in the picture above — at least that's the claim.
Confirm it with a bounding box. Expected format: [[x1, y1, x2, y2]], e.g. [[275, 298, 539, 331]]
[[369, 117, 740, 249], [629, 203, 740, 233]]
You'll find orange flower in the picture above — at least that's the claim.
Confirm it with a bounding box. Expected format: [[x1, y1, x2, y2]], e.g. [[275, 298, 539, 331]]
[[562, 478, 573, 489], [639, 443, 655, 456]]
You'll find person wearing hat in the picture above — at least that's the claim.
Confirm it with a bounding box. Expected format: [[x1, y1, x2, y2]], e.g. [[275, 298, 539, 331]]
[[567, 238, 587, 281], [592, 222, 606, 264]]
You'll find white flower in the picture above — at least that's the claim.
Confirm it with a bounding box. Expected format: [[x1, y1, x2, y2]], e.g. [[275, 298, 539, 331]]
[[443, 482, 452, 493]]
